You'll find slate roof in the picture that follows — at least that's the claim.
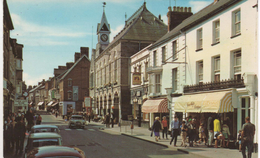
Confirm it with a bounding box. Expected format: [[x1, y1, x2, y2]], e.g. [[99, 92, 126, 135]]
[[102, 2, 167, 53], [149, 0, 241, 50]]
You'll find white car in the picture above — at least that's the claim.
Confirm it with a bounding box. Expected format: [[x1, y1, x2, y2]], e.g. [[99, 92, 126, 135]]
[[69, 115, 86, 129]]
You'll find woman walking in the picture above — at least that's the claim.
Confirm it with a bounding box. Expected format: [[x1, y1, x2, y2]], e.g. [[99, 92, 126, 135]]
[[152, 117, 162, 142], [161, 116, 168, 139]]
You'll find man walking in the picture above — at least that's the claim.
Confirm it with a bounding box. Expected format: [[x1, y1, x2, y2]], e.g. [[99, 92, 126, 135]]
[[241, 117, 255, 158], [207, 115, 214, 147], [170, 116, 179, 147], [110, 113, 115, 128], [14, 117, 26, 155]]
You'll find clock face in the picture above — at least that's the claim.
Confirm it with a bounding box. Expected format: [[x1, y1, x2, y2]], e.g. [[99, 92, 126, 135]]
[[101, 34, 108, 42]]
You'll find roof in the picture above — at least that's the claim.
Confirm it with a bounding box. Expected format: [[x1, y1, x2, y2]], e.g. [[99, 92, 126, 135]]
[[29, 132, 61, 139], [149, 0, 241, 50], [97, 10, 110, 33], [32, 125, 59, 129], [27, 146, 85, 158], [99, 2, 167, 56], [60, 55, 90, 80], [29, 84, 43, 93]]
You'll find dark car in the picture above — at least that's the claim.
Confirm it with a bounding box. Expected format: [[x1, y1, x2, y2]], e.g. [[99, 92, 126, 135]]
[[26, 146, 86, 158]]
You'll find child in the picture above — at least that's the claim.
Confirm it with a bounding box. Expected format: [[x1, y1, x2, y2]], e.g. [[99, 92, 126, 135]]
[[237, 130, 242, 152], [199, 123, 206, 145]]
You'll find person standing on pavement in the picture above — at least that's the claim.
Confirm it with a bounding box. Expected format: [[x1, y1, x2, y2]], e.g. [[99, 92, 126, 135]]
[[207, 115, 214, 147], [188, 118, 197, 147], [10, 117, 17, 150], [170, 116, 179, 146], [25, 110, 34, 132], [214, 116, 225, 148], [4, 117, 12, 153], [14, 117, 26, 155], [180, 121, 188, 147], [36, 114, 42, 125], [161, 116, 168, 139], [56, 111, 58, 118], [152, 117, 162, 142], [241, 116, 255, 158], [110, 113, 115, 128]]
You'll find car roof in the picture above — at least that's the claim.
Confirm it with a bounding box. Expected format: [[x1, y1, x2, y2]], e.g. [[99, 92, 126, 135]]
[[27, 146, 85, 158], [29, 132, 61, 139], [32, 125, 59, 129], [71, 115, 83, 117]]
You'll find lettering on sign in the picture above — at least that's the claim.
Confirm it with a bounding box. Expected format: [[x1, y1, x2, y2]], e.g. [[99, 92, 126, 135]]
[[132, 72, 141, 85]]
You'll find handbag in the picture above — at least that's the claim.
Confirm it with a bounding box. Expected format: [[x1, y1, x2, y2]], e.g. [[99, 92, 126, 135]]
[[215, 132, 220, 137]]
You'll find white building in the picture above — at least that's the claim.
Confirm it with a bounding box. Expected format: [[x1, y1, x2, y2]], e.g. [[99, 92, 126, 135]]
[[147, 0, 258, 142]]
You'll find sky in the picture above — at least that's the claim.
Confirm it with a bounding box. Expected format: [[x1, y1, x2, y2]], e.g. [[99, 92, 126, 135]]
[[7, 0, 212, 86]]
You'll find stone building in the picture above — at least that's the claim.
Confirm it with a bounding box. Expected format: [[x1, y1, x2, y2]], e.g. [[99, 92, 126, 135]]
[[89, 2, 168, 121]]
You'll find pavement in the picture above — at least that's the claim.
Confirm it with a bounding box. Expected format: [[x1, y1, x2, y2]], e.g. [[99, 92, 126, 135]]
[[87, 121, 258, 158]]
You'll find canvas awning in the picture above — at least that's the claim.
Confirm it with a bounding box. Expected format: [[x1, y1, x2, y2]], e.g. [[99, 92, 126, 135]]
[[142, 98, 169, 113], [52, 102, 59, 107], [174, 91, 233, 113], [47, 101, 53, 106], [37, 102, 44, 106]]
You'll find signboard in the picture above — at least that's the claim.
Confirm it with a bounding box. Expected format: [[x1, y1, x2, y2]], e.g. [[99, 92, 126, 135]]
[[14, 99, 28, 107], [84, 97, 91, 107], [73, 86, 78, 101], [132, 72, 141, 85]]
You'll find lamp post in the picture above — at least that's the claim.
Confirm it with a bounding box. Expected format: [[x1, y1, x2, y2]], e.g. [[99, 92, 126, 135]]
[[165, 88, 172, 127]]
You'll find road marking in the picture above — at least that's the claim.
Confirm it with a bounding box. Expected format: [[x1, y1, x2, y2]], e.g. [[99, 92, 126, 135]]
[[65, 129, 71, 130], [76, 129, 83, 131], [88, 129, 95, 131]]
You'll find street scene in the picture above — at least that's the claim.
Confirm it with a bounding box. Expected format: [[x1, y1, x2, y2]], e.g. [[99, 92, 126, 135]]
[[3, 0, 258, 158]]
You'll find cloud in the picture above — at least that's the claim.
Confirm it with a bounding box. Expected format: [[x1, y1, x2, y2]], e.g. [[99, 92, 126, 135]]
[[161, 14, 168, 25], [23, 73, 52, 86], [110, 24, 124, 42], [189, 1, 212, 13], [10, 14, 89, 46]]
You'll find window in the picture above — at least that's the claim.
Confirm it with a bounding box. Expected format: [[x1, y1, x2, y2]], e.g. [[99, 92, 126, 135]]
[[172, 41, 177, 60], [232, 9, 241, 36], [104, 66, 106, 84], [16, 60, 21, 68], [172, 68, 178, 92], [68, 91, 72, 100], [213, 20, 220, 43], [197, 28, 203, 50], [145, 62, 148, 80], [16, 86, 21, 93], [162, 46, 166, 63], [198, 61, 203, 84], [90, 73, 94, 88], [68, 79, 72, 86], [233, 50, 241, 80], [214, 56, 220, 82], [114, 60, 117, 82], [155, 74, 161, 93], [153, 50, 157, 67]]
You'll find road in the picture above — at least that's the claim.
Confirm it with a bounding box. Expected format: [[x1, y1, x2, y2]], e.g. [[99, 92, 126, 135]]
[[4, 112, 201, 158]]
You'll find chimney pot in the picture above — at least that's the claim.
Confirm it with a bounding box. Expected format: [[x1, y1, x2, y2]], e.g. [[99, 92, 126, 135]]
[[184, 7, 187, 12], [188, 7, 192, 12], [168, 6, 172, 11], [173, 6, 176, 11], [180, 7, 183, 12], [177, 7, 180, 12]]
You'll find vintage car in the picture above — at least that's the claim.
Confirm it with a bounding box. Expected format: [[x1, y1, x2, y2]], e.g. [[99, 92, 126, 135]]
[[69, 115, 86, 129], [30, 125, 60, 134], [26, 146, 86, 158], [25, 132, 62, 158]]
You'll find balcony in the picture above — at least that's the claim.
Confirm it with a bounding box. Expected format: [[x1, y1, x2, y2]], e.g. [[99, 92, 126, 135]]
[[146, 66, 163, 74], [184, 78, 245, 93]]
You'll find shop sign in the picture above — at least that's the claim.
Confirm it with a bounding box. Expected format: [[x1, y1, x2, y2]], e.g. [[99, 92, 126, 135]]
[[132, 72, 141, 85], [136, 91, 141, 97], [84, 97, 91, 107], [14, 99, 28, 107]]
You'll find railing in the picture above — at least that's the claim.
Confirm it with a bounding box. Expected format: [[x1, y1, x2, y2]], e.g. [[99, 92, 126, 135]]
[[184, 78, 245, 93]]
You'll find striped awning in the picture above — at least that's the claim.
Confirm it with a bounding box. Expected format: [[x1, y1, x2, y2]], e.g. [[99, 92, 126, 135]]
[[174, 91, 233, 113], [37, 102, 44, 106], [52, 102, 59, 107], [47, 101, 53, 106], [142, 98, 169, 113]]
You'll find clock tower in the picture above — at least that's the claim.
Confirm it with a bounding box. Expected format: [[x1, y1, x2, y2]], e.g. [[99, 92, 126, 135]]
[[96, 2, 110, 56]]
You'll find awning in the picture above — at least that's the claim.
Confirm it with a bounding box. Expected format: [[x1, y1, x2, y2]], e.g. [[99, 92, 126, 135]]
[[52, 102, 59, 107], [174, 91, 233, 113], [37, 102, 44, 106], [142, 98, 169, 113], [47, 101, 53, 106]]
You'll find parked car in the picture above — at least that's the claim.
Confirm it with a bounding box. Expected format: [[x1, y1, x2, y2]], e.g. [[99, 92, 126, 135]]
[[69, 115, 86, 129], [30, 125, 60, 134], [24, 133, 62, 158], [26, 146, 86, 158]]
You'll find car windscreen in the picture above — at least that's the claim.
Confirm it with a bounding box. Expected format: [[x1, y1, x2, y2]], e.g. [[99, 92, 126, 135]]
[[32, 128, 59, 133], [44, 157, 81, 158], [71, 116, 84, 120], [32, 138, 59, 148]]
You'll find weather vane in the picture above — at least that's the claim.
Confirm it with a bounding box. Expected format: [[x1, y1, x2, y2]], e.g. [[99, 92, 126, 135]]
[[103, 2, 106, 12]]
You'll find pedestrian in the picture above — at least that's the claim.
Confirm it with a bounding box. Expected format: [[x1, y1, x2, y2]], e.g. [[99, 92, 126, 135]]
[[25, 110, 34, 132], [241, 116, 255, 158], [180, 121, 188, 147], [198, 123, 206, 145], [170, 116, 179, 146], [188, 118, 197, 147], [152, 117, 162, 142], [214, 116, 225, 148], [88, 113, 91, 123], [36, 114, 42, 125], [237, 130, 242, 152], [161, 116, 168, 139], [10, 116, 17, 150], [4, 117, 12, 153], [105, 114, 110, 128], [222, 119, 231, 147], [110, 113, 115, 128], [207, 115, 214, 147], [14, 117, 26, 155]]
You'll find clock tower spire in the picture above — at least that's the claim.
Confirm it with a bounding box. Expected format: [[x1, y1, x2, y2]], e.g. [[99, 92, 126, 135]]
[[96, 2, 110, 54]]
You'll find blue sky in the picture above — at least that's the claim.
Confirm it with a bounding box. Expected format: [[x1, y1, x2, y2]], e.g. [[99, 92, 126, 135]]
[[7, 0, 212, 86]]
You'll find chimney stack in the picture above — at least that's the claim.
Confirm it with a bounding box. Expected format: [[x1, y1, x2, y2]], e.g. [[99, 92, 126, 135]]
[[66, 62, 74, 70], [80, 47, 89, 58], [167, 6, 193, 32], [74, 52, 81, 62]]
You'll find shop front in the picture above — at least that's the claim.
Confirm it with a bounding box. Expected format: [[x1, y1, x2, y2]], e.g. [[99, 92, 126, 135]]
[[142, 98, 169, 129]]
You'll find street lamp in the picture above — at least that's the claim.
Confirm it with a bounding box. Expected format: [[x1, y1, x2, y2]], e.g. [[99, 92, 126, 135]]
[[165, 88, 172, 126]]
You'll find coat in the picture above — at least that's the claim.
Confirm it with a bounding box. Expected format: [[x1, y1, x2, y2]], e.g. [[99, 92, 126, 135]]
[[152, 120, 162, 132]]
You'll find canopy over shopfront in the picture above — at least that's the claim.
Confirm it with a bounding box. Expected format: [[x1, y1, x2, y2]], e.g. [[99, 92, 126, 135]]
[[47, 101, 53, 106], [37, 102, 44, 106], [174, 91, 233, 113], [142, 98, 169, 113]]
